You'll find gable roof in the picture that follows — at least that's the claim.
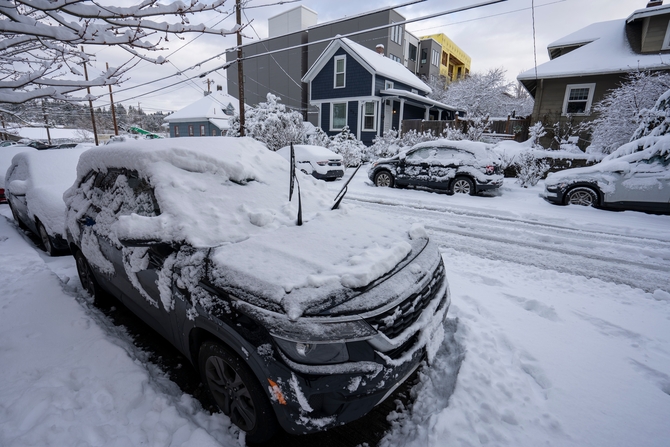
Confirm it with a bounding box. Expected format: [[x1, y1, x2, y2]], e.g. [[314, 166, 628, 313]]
[[627, 2, 670, 23], [518, 19, 670, 82], [164, 91, 239, 123], [302, 37, 430, 94]]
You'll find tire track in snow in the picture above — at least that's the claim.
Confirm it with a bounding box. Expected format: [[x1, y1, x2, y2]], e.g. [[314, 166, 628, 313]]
[[346, 197, 670, 293]]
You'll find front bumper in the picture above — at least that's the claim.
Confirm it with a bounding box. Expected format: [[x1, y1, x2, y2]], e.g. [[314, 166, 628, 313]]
[[264, 272, 451, 435], [542, 186, 565, 205], [313, 169, 344, 180]]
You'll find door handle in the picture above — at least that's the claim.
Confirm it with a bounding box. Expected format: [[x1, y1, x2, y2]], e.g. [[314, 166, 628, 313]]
[[79, 216, 96, 226]]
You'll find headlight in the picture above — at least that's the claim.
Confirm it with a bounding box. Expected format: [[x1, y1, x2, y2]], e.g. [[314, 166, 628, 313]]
[[274, 337, 349, 364]]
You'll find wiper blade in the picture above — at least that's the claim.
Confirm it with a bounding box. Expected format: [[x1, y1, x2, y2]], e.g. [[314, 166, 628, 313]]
[[332, 164, 362, 210]]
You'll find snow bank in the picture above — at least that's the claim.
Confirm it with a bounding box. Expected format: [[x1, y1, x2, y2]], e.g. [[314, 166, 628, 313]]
[[0, 216, 240, 447]]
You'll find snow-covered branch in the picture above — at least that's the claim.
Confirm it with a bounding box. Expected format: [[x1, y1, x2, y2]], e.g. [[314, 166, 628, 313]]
[[0, 0, 236, 103]]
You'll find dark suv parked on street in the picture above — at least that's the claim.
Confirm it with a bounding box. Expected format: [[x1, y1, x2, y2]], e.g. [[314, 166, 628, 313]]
[[368, 139, 503, 195], [63, 138, 451, 443]]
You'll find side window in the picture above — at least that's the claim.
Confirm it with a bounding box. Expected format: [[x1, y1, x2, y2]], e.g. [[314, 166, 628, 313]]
[[406, 148, 432, 161], [91, 169, 160, 223]]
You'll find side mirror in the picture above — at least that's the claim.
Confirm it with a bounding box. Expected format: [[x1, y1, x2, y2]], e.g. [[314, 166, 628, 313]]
[[9, 179, 27, 196]]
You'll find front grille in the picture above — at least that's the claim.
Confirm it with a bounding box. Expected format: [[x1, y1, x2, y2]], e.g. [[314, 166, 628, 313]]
[[366, 261, 445, 339]]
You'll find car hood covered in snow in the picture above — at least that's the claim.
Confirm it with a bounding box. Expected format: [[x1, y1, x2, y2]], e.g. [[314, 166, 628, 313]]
[[66, 137, 429, 319]]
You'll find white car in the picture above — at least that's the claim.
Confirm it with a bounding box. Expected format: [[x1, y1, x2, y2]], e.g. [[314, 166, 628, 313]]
[[276, 145, 344, 180], [544, 141, 670, 213], [1, 145, 36, 204], [5, 148, 88, 254]]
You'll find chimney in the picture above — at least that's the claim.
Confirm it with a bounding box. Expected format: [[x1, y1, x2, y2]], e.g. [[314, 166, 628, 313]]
[[376, 44, 385, 55], [647, 1, 663, 7]]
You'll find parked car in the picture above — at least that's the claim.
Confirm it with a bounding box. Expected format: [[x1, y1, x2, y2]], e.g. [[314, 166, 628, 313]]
[[543, 142, 670, 213], [5, 148, 88, 254], [276, 144, 344, 180], [368, 139, 504, 195], [64, 137, 450, 442], [0, 140, 21, 147], [1, 145, 36, 204]]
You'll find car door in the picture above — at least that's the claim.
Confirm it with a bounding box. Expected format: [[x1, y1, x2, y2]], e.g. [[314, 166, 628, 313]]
[[428, 147, 462, 190], [610, 155, 670, 211], [399, 148, 432, 187], [85, 169, 177, 343]]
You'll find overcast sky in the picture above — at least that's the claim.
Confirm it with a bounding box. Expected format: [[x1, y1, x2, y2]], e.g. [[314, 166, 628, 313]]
[[87, 0, 645, 114]]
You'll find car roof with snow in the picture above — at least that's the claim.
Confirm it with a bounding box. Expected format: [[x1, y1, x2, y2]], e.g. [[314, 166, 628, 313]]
[[546, 135, 670, 184], [405, 139, 500, 162], [66, 137, 425, 318], [1, 146, 37, 185], [276, 144, 342, 160]]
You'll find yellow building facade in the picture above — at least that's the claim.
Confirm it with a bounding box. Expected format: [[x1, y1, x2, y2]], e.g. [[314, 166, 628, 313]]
[[421, 33, 471, 82]]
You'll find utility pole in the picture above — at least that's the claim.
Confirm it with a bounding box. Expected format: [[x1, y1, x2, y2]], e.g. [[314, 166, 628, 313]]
[[81, 46, 99, 146], [41, 99, 52, 145], [236, 0, 245, 136], [106, 62, 119, 135]]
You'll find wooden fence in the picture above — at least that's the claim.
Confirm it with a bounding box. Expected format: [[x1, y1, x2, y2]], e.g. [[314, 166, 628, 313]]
[[402, 116, 531, 143]]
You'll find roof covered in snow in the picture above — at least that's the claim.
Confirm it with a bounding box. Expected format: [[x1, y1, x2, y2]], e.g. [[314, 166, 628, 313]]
[[518, 19, 670, 81], [163, 91, 239, 124], [303, 37, 431, 94]]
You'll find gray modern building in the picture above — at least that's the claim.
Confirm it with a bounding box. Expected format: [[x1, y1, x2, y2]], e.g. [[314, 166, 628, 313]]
[[225, 3, 421, 124]]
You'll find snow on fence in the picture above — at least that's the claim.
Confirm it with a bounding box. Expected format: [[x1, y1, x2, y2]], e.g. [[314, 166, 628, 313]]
[[402, 116, 531, 142]]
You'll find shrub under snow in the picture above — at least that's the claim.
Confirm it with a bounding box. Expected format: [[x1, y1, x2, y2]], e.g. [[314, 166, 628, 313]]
[[329, 127, 365, 167]]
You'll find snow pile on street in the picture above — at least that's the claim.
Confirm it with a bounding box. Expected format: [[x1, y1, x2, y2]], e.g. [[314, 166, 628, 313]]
[[0, 217, 241, 447]]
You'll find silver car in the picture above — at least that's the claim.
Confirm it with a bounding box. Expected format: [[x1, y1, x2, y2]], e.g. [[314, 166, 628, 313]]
[[543, 146, 670, 213]]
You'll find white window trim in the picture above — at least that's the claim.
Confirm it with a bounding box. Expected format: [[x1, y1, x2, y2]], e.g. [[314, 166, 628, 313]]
[[562, 83, 596, 116], [334, 55, 346, 89], [431, 49, 439, 67], [331, 102, 348, 131], [385, 80, 394, 90], [662, 20, 670, 50], [362, 101, 377, 132]]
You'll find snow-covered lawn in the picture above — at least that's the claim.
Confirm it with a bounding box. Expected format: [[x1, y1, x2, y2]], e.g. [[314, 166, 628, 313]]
[[1, 173, 669, 447]]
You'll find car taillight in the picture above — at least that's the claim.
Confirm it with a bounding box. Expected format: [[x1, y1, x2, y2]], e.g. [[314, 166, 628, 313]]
[[485, 165, 495, 175], [316, 161, 328, 166]]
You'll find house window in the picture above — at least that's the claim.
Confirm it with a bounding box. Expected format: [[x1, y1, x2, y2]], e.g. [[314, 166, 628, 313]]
[[431, 49, 440, 66], [421, 49, 427, 64], [663, 21, 670, 50], [408, 44, 417, 61], [188, 125, 194, 136], [390, 23, 402, 44], [385, 80, 394, 90], [363, 102, 376, 131], [334, 55, 346, 88], [332, 102, 347, 130], [563, 83, 596, 115], [174, 126, 180, 137], [212, 129, 217, 136], [199, 125, 205, 136], [390, 54, 401, 63]]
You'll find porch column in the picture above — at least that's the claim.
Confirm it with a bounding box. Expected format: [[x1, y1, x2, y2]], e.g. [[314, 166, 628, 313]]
[[399, 99, 405, 135], [357, 101, 362, 141], [424, 106, 430, 121]]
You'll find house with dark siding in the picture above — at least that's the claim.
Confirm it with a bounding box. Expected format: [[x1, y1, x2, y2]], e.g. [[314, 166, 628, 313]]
[[518, 1, 670, 149], [302, 37, 460, 146], [164, 91, 239, 138]]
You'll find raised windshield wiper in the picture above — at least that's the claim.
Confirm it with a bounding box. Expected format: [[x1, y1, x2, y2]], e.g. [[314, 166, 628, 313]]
[[331, 164, 362, 210]]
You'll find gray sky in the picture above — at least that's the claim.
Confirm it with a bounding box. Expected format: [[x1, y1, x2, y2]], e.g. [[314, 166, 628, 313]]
[[88, 0, 644, 114]]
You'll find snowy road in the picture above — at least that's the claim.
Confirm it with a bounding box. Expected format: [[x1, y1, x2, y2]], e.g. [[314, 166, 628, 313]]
[[2, 175, 670, 447], [345, 195, 670, 293]]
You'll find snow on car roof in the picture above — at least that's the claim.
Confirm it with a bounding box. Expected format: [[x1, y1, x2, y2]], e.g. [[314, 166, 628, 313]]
[[276, 144, 342, 160], [1, 146, 37, 186], [410, 139, 497, 160], [68, 137, 416, 317]]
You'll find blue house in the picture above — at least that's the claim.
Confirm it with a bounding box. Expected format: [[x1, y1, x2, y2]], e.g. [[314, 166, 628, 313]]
[[164, 91, 239, 138], [302, 37, 461, 146]]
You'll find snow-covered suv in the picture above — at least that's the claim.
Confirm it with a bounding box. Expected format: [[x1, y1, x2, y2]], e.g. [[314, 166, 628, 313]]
[[276, 144, 344, 180], [63, 137, 450, 442], [368, 139, 503, 195]]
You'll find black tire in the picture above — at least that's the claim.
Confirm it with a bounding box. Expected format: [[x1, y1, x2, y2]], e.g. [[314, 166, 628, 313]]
[[8, 203, 27, 230], [75, 250, 101, 298], [451, 177, 475, 195], [374, 170, 394, 188], [199, 341, 278, 443], [566, 187, 598, 207], [37, 222, 55, 256]]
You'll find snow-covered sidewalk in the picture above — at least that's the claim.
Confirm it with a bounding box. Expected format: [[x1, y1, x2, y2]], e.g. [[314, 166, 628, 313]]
[[0, 215, 240, 447]]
